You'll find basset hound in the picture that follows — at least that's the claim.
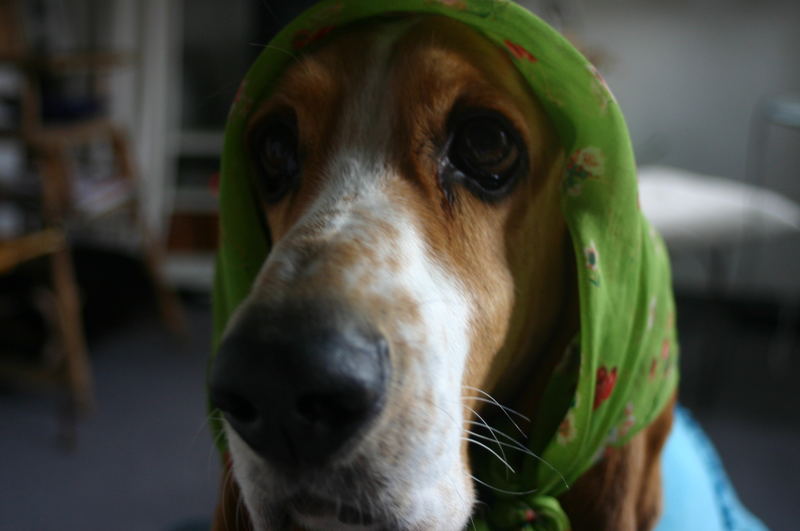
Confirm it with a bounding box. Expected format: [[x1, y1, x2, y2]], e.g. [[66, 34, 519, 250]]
[[208, 11, 676, 531]]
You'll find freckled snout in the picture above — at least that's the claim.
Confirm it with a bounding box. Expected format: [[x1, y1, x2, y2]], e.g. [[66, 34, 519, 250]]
[[210, 302, 389, 469]]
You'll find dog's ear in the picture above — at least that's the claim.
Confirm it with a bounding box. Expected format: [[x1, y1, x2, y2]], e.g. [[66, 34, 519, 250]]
[[495, 233, 675, 530], [486, 233, 668, 530], [559, 394, 676, 531], [498, 231, 580, 421], [212, 459, 253, 531]]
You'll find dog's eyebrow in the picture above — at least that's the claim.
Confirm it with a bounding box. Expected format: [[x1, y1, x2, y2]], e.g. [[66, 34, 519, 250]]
[[245, 99, 301, 140], [245, 51, 341, 132], [245, 104, 295, 136]]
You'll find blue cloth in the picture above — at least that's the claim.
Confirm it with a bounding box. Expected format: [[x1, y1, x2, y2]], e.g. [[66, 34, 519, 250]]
[[655, 407, 769, 531]]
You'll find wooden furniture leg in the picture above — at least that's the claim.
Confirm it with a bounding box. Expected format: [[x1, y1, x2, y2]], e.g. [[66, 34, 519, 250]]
[[33, 142, 94, 415], [110, 125, 187, 335], [50, 244, 93, 413]]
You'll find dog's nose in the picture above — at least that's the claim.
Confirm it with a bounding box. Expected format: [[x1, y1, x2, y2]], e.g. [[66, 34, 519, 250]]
[[209, 304, 389, 468]]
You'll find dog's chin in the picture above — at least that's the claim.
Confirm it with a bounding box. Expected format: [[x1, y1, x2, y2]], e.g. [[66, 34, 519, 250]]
[[255, 484, 395, 531], [289, 514, 380, 531], [284, 491, 383, 531], [253, 498, 385, 531], [250, 487, 473, 531], [226, 427, 474, 531], [249, 492, 382, 531]]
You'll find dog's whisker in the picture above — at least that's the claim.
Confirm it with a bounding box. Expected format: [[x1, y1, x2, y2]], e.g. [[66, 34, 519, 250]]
[[461, 394, 531, 422], [190, 410, 224, 450], [432, 400, 525, 484], [463, 405, 511, 468], [462, 396, 529, 441], [466, 428, 523, 451], [262, 43, 300, 63], [462, 437, 515, 474], [464, 420, 569, 489], [207, 424, 229, 473], [465, 429, 539, 459], [209, 427, 227, 454], [464, 420, 528, 448], [461, 384, 501, 403], [464, 420, 536, 466], [464, 407, 513, 482], [469, 474, 538, 496], [255, 0, 277, 23], [462, 385, 530, 438], [465, 429, 563, 484], [205, 421, 227, 465], [537, 457, 570, 491]]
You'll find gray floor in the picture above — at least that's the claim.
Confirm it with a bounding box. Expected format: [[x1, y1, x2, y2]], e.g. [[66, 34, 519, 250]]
[[699, 414, 799, 531], [0, 304, 220, 531], [675, 294, 800, 531], [1, 294, 797, 531]]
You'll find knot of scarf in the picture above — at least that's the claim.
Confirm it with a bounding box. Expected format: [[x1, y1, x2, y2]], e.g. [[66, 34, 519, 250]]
[[486, 495, 571, 531]]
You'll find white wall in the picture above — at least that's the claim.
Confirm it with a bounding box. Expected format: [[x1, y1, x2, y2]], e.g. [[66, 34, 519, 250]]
[[523, 0, 800, 294]]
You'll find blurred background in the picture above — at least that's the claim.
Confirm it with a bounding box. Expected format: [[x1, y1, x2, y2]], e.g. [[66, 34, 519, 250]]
[[0, 0, 797, 529]]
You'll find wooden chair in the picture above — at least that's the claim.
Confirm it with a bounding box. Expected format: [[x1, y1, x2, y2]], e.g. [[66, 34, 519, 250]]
[[0, 224, 93, 443], [27, 120, 187, 336], [0, 0, 185, 335], [0, 0, 185, 441]]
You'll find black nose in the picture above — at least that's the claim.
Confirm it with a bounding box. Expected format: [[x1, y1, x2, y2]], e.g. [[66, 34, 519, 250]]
[[209, 303, 389, 468]]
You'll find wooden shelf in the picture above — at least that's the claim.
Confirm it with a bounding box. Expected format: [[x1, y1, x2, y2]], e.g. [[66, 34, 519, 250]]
[[24, 118, 114, 147], [0, 228, 65, 273]]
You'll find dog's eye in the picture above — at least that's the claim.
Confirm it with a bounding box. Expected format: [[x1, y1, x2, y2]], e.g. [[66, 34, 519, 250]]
[[251, 119, 300, 203], [445, 113, 525, 199]]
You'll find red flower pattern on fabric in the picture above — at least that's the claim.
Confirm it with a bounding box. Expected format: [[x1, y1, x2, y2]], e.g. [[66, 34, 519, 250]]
[[292, 25, 336, 49], [593, 366, 618, 409], [504, 39, 537, 63], [427, 0, 467, 8], [661, 339, 670, 360]]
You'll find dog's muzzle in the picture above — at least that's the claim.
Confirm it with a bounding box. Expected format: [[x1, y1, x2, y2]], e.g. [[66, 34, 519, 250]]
[[210, 301, 390, 470]]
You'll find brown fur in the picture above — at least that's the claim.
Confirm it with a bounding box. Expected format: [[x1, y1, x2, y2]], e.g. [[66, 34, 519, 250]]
[[560, 395, 676, 531], [214, 456, 253, 531], [214, 16, 674, 530]]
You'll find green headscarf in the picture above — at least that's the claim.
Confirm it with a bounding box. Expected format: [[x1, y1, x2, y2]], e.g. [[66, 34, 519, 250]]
[[212, 1, 679, 529]]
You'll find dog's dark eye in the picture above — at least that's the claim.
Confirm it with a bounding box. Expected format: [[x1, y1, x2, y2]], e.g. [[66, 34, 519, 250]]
[[251, 119, 300, 203], [444, 112, 526, 200]]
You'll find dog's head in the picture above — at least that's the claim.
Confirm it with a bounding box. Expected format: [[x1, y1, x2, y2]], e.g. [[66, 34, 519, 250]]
[[210, 15, 572, 530]]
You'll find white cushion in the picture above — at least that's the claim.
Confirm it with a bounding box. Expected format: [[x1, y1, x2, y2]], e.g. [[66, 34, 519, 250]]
[[638, 165, 800, 249]]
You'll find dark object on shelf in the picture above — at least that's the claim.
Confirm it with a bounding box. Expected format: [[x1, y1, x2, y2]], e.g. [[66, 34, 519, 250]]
[[40, 91, 104, 124]]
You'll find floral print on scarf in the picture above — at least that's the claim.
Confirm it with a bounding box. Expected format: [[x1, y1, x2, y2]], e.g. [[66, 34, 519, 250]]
[[564, 147, 605, 196]]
